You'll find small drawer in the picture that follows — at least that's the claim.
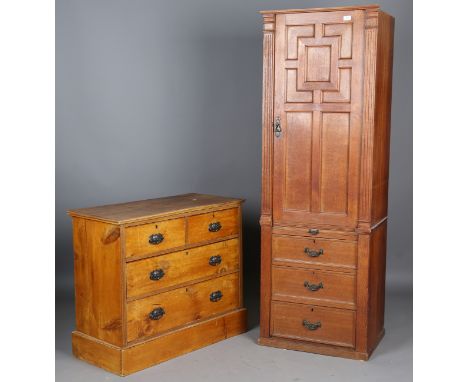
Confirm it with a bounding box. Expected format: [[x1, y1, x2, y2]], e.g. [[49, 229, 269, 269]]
[[272, 235, 357, 271], [187, 208, 239, 244], [127, 273, 239, 342], [125, 218, 185, 258], [272, 266, 355, 309], [271, 301, 355, 348], [126, 238, 240, 299]]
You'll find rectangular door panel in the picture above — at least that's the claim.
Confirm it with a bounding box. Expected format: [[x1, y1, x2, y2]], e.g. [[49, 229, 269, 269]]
[[272, 10, 364, 228], [284, 112, 313, 211], [320, 112, 350, 214]]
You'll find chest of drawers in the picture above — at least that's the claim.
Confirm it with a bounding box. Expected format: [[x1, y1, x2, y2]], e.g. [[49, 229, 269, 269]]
[[68, 193, 247, 375]]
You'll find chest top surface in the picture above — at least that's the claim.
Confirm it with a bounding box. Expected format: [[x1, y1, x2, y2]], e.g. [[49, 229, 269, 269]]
[[67, 193, 243, 224]]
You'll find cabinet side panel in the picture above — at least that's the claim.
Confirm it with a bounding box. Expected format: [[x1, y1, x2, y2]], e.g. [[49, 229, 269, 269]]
[[73, 218, 123, 346], [367, 221, 387, 350], [259, 13, 275, 339], [358, 12, 378, 226], [371, 12, 394, 224]]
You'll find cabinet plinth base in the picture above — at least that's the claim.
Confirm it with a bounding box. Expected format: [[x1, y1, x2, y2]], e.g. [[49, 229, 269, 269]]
[[72, 308, 247, 376], [257, 329, 385, 361]]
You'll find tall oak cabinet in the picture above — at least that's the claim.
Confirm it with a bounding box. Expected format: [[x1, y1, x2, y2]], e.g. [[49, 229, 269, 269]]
[[258, 5, 394, 360]]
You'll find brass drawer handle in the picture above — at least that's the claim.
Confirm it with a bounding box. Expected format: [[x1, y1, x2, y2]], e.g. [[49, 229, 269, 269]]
[[149, 269, 165, 281], [308, 228, 319, 235], [209, 290, 223, 302], [304, 248, 323, 257], [148, 233, 164, 245], [208, 222, 222, 232], [149, 307, 165, 320], [303, 320, 321, 331], [209, 255, 222, 266], [304, 281, 324, 291]]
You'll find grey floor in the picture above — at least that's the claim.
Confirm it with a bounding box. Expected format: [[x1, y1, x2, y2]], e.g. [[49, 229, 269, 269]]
[[56, 289, 412, 381]]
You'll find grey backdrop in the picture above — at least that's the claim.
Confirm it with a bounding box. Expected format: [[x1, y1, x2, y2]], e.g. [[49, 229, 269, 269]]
[[56, 0, 412, 317]]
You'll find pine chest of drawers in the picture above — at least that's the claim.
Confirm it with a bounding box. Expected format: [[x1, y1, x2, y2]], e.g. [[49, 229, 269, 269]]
[[68, 193, 247, 375]]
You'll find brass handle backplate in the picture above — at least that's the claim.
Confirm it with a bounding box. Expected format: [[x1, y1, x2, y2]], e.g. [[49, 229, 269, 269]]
[[149, 307, 165, 320], [274, 116, 282, 137], [149, 269, 165, 281], [209, 255, 222, 266], [303, 320, 321, 331], [304, 281, 324, 291], [304, 248, 324, 258], [148, 233, 164, 245], [209, 290, 223, 302], [208, 222, 222, 232]]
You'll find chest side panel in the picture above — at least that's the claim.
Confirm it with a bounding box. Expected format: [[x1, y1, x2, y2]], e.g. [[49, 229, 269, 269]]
[[73, 218, 124, 346]]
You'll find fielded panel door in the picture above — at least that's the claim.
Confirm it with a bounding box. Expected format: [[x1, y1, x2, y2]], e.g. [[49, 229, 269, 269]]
[[272, 10, 365, 228]]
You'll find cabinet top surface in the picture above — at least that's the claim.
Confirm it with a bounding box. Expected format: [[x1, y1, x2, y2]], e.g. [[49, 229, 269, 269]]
[[259, 4, 380, 15], [68, 193, 243, 224]]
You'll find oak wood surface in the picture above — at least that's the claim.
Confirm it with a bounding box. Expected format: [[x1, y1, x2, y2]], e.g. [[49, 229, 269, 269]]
[[259, 6, 394, 360], [127, 273, 239, 342], [259, 5, 380, 14], [272, 266, 356, 309], [187, 207, 239, 244], [72, 218, 124, 346], [272, 234, 357, 271], [126, 238, 240, 299], [125, 217, 186, 258], [68, 193, 243, 224], [272, 10, 364, 228], [271, 301, 356, 348], [258, 334, 372, 361]]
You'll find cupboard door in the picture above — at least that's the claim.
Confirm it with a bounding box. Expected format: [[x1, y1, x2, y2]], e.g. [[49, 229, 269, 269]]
[[272, 11, 365, 228]]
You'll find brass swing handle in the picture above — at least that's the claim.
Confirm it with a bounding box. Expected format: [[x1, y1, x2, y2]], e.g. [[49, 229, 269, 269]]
[[303, 320, 321, 331], [304, 281, 324, 291], [304, 248, 324, 257]]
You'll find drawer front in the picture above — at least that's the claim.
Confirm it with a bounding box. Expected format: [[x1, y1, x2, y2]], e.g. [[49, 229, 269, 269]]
[[272, 266, 355, 309], [125, 218, 186, 258], [187, 208, 239, 244], [127, 273, 239, 342], [126, 239, 240, 299], [271, 301, 355, 348], [272, 235, 357, 270]]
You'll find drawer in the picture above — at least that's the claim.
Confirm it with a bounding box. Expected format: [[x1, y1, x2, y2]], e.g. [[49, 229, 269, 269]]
[[127, 273, 239, 342], [126, 238, 240, 299], [272, 266, 355, 309], [187, 208, 239, 244], [272, 235, 357, 271], [271, 301, 355, 348], [125, 218, 185, 258]]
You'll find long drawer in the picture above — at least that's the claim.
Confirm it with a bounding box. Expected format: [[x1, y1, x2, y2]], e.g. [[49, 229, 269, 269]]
[[271, 301, 355, 348], [126, 239, 240, 299], [272, 235, 357, 271], [272, 266, 356, 309], [127, 273, 239, 342]]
